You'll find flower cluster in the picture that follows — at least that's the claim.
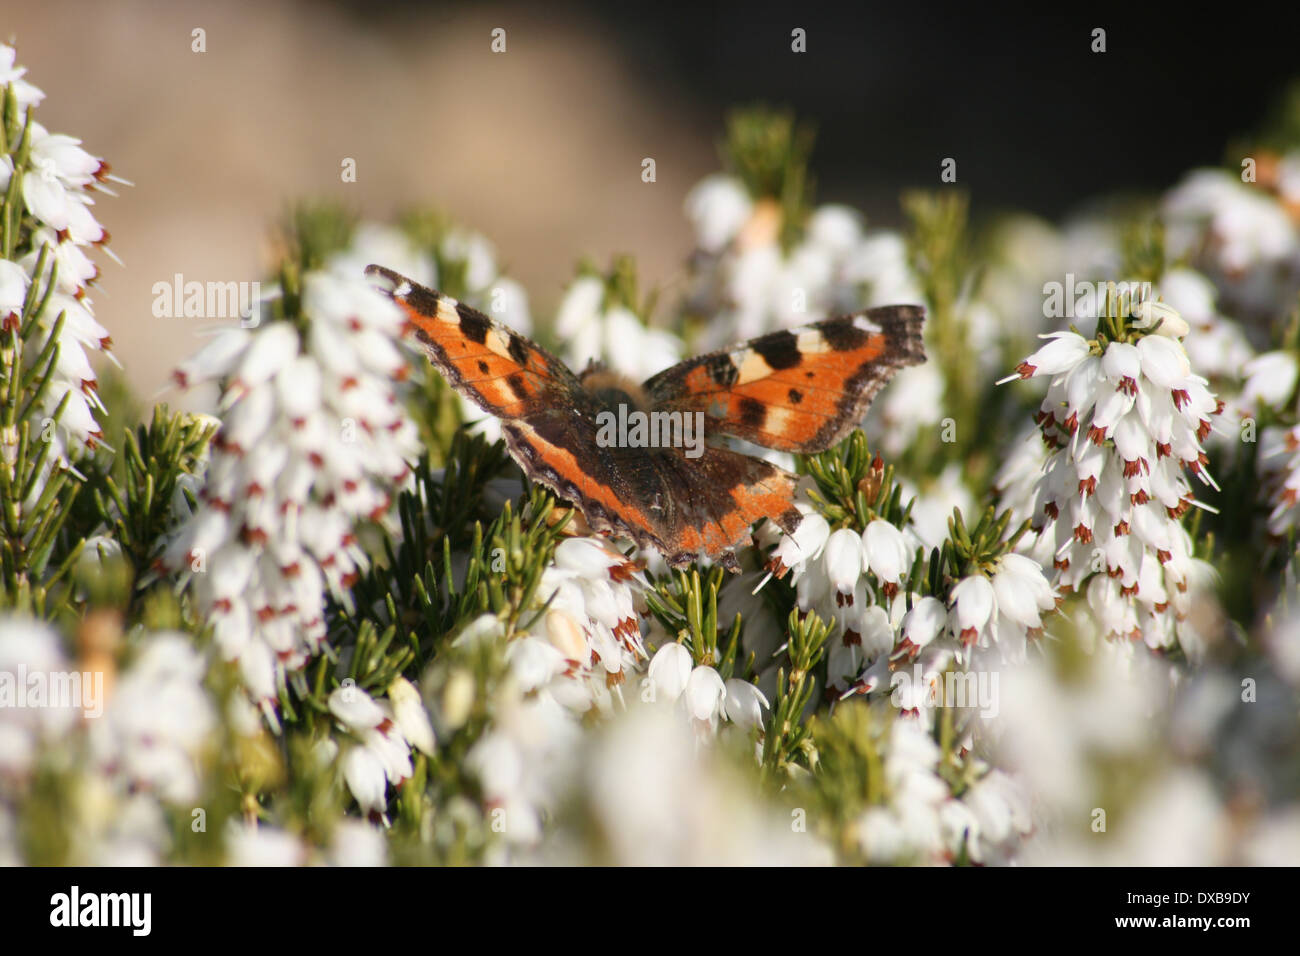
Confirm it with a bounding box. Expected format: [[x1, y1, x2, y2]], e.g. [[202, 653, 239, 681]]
[[813, 702, 1033, 865], [643, 640, 768, 733], [166, 262, 421, 718], [447, 536, 654, 848], [1233, 342, 1300, 537], [0, 617, 218, 865], [326, 678, 435, 823], [1162, 161, 1300, 319], [554, 272, 682, 382], [761, 473, 1056, 709], [0, 43, 122, 464], [1004, 294, 1222, 650], [509, 535, 650, 713]]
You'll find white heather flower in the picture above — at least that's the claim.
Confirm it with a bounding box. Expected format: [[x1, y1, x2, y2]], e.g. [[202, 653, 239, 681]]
[[719, 569, 786, 688], [328, 223, 433, 288], [956, 770, 1034, 864], [1158, 269, 1254, 381], [508, 636, 569, 693], [683, 665, 727, 727], [387, 677, 436, 756], [168, 250, 420, 714], [685, 174, 753, 253], [765, 506, 830, 579], [823, 527, 864, 605], [0, 45, 45, 111], [646, 642, 693, 701], [467, 683, 582, 852], [344, 740, 395, 814], [862, 518, 911, 598], [1130, 299, 1191, 338], [949, 575, 996, 647], [441, 229, 502, 299], [843, 231, 926, 306], [722, 679, 769, 729], [898, 596, 947, 660], [328, 684, 387, 731], [22, 128, 108, 244], [1135, 332, 1191, 387], [1003, 331, 1091, 382], [856, 807, 906, 863], [0, 618, 221, 865], [830, 603, 894, 690], [766, 498, 925, 692], [0, 260, 26, 326], [991, 554, 1056, 634], [1240, 351, 1298, 412], [993, 427, 1051, 535], [453, 613, 507, 650], [327, 682, 417, 814], [1260, 424, 1300, 536], [554, 275, 604, 349], [171, 328, 251, 390], [852, 714, 957, 864]]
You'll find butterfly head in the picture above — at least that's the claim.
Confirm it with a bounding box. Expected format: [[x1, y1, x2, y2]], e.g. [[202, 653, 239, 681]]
[[579, 365, 650, 413]]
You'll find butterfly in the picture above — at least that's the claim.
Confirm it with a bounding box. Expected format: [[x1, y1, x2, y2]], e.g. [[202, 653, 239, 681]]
[[366, 265, 926, 570]]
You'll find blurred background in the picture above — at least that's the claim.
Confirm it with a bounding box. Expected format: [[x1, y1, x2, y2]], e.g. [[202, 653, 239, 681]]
[[8, 0, 1297, 398]]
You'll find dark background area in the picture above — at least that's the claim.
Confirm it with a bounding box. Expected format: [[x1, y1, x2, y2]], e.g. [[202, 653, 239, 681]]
[[356, 1, 1298, 223], [600, 2, 1296, 220]]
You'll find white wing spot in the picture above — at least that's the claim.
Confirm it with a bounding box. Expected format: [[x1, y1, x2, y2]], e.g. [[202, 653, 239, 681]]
[[852, 315, 883, 333], [485, 329, 514, 360], [795, 330, 830, 353], [436, 299, 460, 324], [766, 406, 797, 433], [735, 350, 775, 385]]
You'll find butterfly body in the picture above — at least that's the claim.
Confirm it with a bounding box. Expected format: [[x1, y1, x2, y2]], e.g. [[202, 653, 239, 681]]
[[366, 265, 926, 569]]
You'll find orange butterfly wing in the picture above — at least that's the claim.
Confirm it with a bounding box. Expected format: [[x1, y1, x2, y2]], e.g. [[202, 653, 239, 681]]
[[643, 307, 926, 454]]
